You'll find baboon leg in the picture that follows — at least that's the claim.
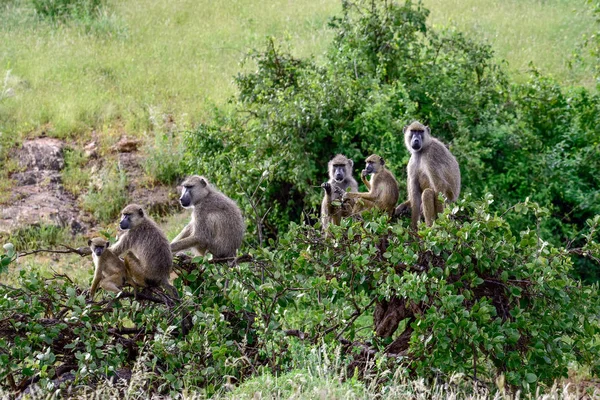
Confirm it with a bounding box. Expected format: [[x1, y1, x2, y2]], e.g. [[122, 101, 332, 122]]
[[410, 199, 421, 229], [100, 274, 124, 293], [352, 198, 377, 214], [171, 223, 192, 243], [123, 252, 146, 288], [422, 188, 437, 226], [171, 236, 202, 253]]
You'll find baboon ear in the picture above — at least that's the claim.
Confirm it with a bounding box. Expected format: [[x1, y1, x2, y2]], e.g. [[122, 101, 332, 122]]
[[88, 239, 92, 246], [138, 208, 144, 217], [199, 178, 207, 188], [380, 157, 385, 165], [425, 125, 430, 135], [403, 125, 409, 133], [348, 159, 354, 168]]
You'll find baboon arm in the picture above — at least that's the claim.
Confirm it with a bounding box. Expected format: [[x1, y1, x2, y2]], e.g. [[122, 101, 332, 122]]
[[90, 268, 103, 298], [171, 224, 192, 243], [171, 236, 202, 253], [109, 237, 128, 257], [361, 174, 371, 191], [345, 191, 378, 202]]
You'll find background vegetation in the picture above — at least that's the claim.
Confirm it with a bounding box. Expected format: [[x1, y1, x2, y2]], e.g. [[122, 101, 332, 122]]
[[1, 0, 599, 398]]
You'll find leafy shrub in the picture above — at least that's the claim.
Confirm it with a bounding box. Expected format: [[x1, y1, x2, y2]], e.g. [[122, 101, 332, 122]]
[[1, 197, 598, 397], [184, 0, 600, 282]]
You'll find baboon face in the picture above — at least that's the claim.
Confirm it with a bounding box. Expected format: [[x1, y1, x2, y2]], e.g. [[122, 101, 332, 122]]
[[363, 154, 384, 176], [89, 238, 109, 256], [328, 154, 353, 183], [179, 175, 209, 208], [404, 121, 430, 152], [119, 204, 144, 230]]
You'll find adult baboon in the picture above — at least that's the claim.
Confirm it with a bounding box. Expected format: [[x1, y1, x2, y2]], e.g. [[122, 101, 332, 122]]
[[88, 237, 130, 299], [395, 121, 461, 228], [171, 175, 245, 258], [110, 204, 177, 297], [343, 154, 399, 216], [321, 154, 358, 229]]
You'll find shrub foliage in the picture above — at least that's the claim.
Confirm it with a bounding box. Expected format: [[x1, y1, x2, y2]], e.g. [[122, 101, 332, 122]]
[[1, 198, 598, 397], [185, 0, 600, 281], [2, 0, 600, 397]]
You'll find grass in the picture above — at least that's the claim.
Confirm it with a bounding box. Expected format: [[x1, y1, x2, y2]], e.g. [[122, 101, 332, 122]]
[[0, 0, 340, 140], [423, 0, 596, 87], [0, 0, 596, 144]]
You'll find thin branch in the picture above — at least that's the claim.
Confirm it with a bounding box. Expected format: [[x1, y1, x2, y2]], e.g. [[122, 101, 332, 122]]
[[18, 244, 91, 258]]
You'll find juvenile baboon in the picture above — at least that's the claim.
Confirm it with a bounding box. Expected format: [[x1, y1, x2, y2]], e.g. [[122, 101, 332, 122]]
[[396, 121, 461, 228], [110, 204, 177, 297], [89, 237, 130, 299], [171, 175, 245, 258], [321, 154, 358, 229], [343, 154, 399, 216]]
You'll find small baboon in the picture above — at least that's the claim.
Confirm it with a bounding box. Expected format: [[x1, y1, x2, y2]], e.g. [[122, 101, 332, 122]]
[[321, 154, 358, 229], [89, 237, 130, 299], [396, 121, 461, 228], [171, 175, 245, 258], [110, 204, 177, 297], [343, 154, 399, 216]]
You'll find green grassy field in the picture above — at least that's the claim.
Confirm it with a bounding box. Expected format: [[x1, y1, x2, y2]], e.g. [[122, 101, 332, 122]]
[[0, 0, 340, 140], [0, 0, 595, 143], [424, 0, 596, 87]]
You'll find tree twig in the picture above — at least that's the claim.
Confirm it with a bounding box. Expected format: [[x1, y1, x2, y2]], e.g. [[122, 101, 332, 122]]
[[18, 244, 91, 258]]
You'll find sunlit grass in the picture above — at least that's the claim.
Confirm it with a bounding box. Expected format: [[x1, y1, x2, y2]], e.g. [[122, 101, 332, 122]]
[[1, 0, 595, 142], [423, 0, 595, 87], [0, 0, 340, 139]]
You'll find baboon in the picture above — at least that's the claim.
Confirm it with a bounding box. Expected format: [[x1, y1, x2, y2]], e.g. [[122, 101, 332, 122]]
[[171, 175, 245, 258], [88, 237, 131, 299], [343, 154, 399, 216], [110, 204, 177, 297], [321, 154, 358, 229], [395, 121, 461, 228]]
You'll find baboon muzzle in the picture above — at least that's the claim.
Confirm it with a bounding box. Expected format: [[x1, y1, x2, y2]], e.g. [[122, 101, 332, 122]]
[[180, 191, 192, 207], [411, 137, 422, 151]]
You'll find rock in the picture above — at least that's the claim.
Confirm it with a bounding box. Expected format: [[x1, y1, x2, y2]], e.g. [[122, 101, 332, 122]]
[[113, 137, 141, 153], [17, 137, 65, 171], [117, 152, 178, 216], [84, 141, 98, 159], [0, 138, 88, 236]]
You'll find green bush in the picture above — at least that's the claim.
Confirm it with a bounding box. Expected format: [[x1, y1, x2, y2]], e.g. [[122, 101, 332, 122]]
[[1, 197, 598, 397], [184, 0, 600, 282]]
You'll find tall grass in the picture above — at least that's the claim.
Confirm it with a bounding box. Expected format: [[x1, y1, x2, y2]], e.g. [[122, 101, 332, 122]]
[[0, 0, 340, 139], [423, 0, 595, 87], [0, 0, 595, 141]]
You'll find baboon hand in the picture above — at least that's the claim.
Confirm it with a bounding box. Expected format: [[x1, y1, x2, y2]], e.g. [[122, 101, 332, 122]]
[[394, 202, 411, 218], [361, 169, 368, 177], [321, 182, 332, 195]]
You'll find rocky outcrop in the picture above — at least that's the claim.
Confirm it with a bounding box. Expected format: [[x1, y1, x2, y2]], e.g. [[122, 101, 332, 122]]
[[0, 138, 87, 235], [0, 136, 178, 237]]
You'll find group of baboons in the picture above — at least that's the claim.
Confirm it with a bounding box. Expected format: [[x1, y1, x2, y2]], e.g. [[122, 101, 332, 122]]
[[88, 121, 460, 298], [321, 121, 460, 229]]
